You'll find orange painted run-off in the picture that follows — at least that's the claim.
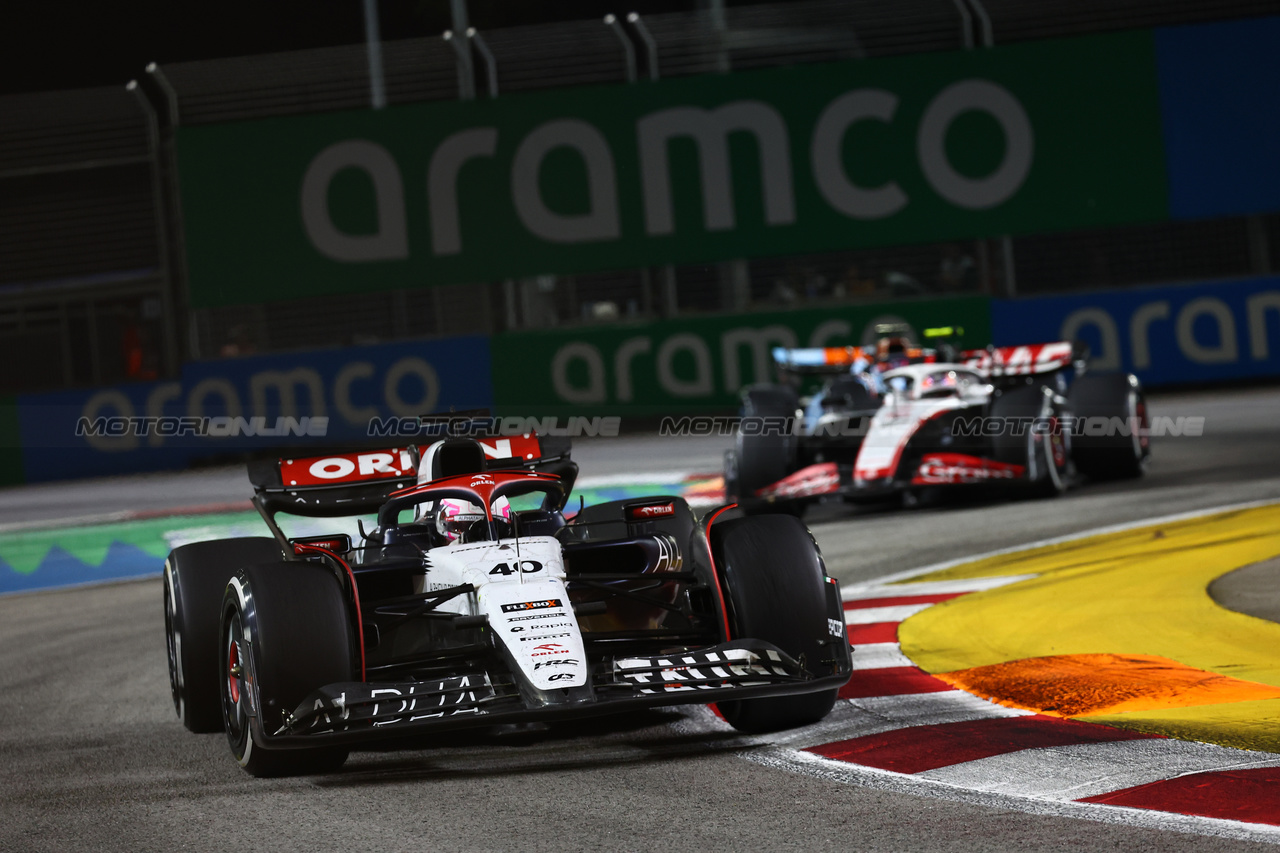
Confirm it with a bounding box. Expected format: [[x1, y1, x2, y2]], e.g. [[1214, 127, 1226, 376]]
[[937, 653, 1280, 719]]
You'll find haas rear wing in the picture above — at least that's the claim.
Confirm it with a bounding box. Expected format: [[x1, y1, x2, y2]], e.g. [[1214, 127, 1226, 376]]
[[771, 340, 1082, 378], [959, 341, 1082, 376], [248, 434, 576, 518]]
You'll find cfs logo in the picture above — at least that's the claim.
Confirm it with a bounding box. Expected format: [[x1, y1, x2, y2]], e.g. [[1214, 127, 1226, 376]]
[[489, 560, 543, 576]]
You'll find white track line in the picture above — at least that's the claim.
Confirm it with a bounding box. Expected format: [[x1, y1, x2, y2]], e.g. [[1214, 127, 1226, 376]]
[[921, 738, 1280, 800], [848, 643, 916, 670], [842, 497, 1280, 592], [844, 603, 934, 624], [845, 575, 1039, 599]]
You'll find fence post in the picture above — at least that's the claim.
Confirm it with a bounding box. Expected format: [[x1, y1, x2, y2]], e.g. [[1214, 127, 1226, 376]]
[[363, 0, 387, 109], [127, 79, 179, 380]]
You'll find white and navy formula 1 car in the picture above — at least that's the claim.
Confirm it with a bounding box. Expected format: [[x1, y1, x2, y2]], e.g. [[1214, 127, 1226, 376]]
[[164, 434, 851, 776], [724, 333, 1149, 514]]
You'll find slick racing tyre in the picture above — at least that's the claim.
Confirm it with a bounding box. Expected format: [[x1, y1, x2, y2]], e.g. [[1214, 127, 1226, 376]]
[[1069, 373, 1149, 480], [733, 385, 800, 501], [991, 384, 1070, 498], [221, 561, 354, 777], [164, 537, 283, 733], [710, 515, 840, 733]]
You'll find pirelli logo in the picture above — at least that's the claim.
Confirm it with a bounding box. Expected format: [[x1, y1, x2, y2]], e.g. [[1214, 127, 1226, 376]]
[[501, 599, 563, 613]]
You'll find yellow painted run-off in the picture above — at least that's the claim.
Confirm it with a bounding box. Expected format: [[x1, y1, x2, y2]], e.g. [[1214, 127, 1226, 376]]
[[898, 503, 1280, 753]]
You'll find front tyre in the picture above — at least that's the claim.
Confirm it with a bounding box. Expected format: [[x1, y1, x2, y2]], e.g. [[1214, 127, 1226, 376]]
[[711, 515, 841, 733], [221, 561, 355, 777], [164, 537, 283, 732], [733, 385, 800, 502]]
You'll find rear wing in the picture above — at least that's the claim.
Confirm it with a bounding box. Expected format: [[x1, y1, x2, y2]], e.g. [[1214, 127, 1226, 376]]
[[248, 434, 576, 518], [770, 341, 1081, 379], [959, 341, 1080, 377]]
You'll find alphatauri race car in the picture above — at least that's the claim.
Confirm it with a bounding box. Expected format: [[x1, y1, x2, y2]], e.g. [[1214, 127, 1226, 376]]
[[724, 332, 1150, 514], [165, 434, 852, 776]]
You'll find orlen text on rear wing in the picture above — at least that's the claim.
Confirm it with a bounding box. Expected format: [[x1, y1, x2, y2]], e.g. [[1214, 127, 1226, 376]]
[[247, 434, 577, 520], [248, 447, 421, 519]]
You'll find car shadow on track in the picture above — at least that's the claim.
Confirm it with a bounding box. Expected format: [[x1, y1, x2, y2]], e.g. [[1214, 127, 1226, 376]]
[[312, 709, 757, 787]]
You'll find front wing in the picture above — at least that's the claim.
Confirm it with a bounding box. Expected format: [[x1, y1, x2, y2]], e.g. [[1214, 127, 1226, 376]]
[[253, 639, 851, 748], [747, 453, 1029, 507]]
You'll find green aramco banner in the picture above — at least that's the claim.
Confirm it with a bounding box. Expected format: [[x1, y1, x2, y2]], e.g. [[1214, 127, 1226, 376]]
[[491, 296, 992, 416], [177, 30, 1166, 307]]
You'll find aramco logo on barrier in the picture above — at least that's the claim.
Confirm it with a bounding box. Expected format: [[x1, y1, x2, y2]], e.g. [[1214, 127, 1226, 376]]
[[1060, 291, 1280, 371], [298, 80, 1033, 262], [178, 32, 1165, 305]]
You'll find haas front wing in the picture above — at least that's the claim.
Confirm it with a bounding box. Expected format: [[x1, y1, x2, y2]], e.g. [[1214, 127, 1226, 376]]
[[747, 410, 1029, 505]]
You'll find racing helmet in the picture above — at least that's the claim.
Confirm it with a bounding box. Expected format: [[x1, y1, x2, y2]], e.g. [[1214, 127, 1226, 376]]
[[918, 370, 960, 398], [876, 336, 911, 369], [436, 498, 486, 542], [436, 496, 513, 543]]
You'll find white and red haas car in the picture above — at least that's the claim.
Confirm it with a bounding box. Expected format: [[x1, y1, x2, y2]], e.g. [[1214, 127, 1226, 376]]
[[725, 335, 1149, 513]]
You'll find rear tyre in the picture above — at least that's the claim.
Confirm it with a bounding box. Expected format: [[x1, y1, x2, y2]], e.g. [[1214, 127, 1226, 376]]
[[221, 561, 354, 777], [991, 384, 1069, 498], [733, 385, 800, 501], [1069, 373, 1149, 480], [710, 515, 840, 733], [164, 537, 283, 733]]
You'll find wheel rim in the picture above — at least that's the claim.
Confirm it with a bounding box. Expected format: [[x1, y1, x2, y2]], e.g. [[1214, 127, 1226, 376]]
[[1030, 401, 1066, 493], [1042, 420, 1065, 492], [1047, 416, 1067, 470], [1132, 392, 1149, 458], [163, 570, 181, 716], [223, 611, 248, 744], [1025, 422, 1039, 482]]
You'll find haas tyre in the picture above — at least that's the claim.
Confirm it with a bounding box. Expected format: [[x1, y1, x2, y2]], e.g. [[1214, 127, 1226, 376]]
[[221, 561, 355, 776], [1069, 373, 1149, 480], [163, 537, 283, 732], [710, 514, 841, 733], [991, 384, 1070, 498], [732, 385, 800, 503]]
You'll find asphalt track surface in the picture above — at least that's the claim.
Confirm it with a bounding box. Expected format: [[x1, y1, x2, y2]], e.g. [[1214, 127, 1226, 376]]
[[2, 386, 1279, 852]]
